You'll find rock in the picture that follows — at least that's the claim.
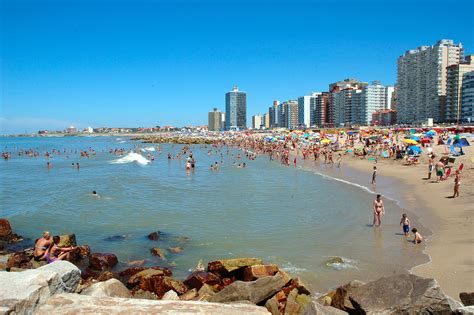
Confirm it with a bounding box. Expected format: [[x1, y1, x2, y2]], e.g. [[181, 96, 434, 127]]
[[183, 271, 221, 290], [147, 231, 160, 241], [243, 264, 279, 281], [197, 283, 218, 301], [168, 246, 183, 254], [127, 259, 145, 266], [56, 234, 77, 247], [325, 257, 343, 267], [317, 291, 336, 306], [348, 274, 460, 314], [283, 277, 312, 296], [36, 293, 271, 314], [0, 218, 12, 237], [331, 280, 365, 312], [453, 306, 474, 315], [77, 245, 91, 257], [208, 258, 264, 276], [180, 288, 198, 301], [89, 253, 118, 270], [119, 266, 172, 283], [461, 292, 474, 306], [302, 301, 348, 315], [151, 247, 166, 259], [104, 235, 126, 242], [131, 289, 159, 300], [96, 271, 119, 282], [127, 268, 187, 298], [127, 268, 167, 286], [81, 278, 131, 298], [6, 250, 33, 269], [162, 290, 179, 301], [210, 271, 291, 304], [0, 261, 81, 314]]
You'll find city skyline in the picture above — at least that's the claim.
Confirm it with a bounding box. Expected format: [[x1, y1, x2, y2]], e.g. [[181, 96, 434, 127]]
[[1, 0, 473, 134]]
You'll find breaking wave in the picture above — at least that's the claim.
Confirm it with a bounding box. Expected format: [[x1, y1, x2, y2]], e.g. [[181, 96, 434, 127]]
[[110, 152, 150, 165]]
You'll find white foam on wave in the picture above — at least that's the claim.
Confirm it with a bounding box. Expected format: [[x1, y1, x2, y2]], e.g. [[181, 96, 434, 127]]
[[281, 262, 308, 274], [110, 152, 150, 165], [140, 147, 156, 152], [324, 256, 359, 271]]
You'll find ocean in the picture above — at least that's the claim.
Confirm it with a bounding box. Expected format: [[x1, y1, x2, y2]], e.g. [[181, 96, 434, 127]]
[[0, 136, 429, 293]]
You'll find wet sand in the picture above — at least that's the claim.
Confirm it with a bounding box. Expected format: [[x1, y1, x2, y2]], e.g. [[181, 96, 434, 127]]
[[296, 144, 473, 299]]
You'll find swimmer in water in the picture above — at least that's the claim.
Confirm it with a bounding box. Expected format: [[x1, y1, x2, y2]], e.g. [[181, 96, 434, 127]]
[[91, 190, 100, 197]]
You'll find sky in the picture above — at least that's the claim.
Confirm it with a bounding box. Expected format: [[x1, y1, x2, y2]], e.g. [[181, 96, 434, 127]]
[[1, 0, 473, 134]]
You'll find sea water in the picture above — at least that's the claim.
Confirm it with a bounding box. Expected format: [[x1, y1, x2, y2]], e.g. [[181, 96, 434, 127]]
[[0, 136, 428, 293]]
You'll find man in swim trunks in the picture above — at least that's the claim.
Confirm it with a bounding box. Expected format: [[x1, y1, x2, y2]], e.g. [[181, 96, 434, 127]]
[[34, 231, 52, 261], [373, 194, 385, 227]]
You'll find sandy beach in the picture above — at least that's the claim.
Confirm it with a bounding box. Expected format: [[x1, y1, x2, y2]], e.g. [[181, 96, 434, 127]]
[[299, 143, 473, 298]]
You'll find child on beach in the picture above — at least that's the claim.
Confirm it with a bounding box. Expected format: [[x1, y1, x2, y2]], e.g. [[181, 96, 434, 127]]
[[399, 213, 410, 236], [452, 169, 461, 198], [412, 228, 423, 244], [371, 166, 377, 184]]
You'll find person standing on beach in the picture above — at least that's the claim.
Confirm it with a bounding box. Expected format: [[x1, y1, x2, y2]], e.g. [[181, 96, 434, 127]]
[[371, 166, 377, 184], [427, 154, 435, 180], [373, 194, 384, 227], [399, 213, 410, 236], [336, 153, 342, 168], [452, 169, 461, 198]]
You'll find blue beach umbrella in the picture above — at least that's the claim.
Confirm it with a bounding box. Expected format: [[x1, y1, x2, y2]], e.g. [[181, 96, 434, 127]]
[[410, 136, 421, 141], [453, 138, 470, 147], [408, 146, 422, 154]]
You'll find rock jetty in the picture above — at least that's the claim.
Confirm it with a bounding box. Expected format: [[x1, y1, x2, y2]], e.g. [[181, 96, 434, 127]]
[[0, 218, 471, 314]]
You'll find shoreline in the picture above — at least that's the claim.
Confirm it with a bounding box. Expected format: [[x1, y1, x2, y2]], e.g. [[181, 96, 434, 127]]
[[292, 147, 473, 299]]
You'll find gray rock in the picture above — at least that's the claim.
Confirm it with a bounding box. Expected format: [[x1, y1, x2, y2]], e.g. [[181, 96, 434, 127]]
[[0, 260, 81, 314], [348, 274, 459, 314], [210, 271, 291, 304], [302, 301, 348, 315], [162, 290, 179, 301], [453, 306, 474, 315], [81, 278, 131, 298], [35, 293, 271, 314]]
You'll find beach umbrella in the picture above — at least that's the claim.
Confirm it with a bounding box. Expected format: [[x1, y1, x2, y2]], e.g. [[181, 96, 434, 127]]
[[321, 139, 331, 144], [421, 137, 431, 143], [410, 136, 421, 141], [408, 146, 422, 154], [426, 130, 437, 136], [403, 139, 418, 145]]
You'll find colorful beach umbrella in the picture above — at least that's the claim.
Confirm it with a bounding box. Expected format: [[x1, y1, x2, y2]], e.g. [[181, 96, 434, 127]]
[[321, 139, 331, 144], [403, 139, 418, 145]]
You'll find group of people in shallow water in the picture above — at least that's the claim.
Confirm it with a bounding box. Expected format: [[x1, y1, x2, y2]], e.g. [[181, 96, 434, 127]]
[[373, 194, 423, 244], [33, 231, 78, 264]]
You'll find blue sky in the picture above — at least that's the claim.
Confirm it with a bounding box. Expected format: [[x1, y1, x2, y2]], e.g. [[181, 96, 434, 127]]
[[1, 0, 473, 134]]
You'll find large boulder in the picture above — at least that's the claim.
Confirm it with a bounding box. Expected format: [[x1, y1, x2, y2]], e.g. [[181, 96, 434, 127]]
[[81, 278, 131, 298], [347, 274, 461, 314], [208, 258, 263, 276], [56, 234, 77, 247], [89, 253, 118, 270], [0, 218, 12, 237], [243, 264, 279, 281], [210, 271, 291, 304], [0, 260, 81, 314], [183, 271, 221, 290], [119, 266, 172, 283], [6, 250, 34, 269], [127, 268, 187, 298], [453, 306, 474, 315], [461, 292, 474, 306], [35, 293, 271, 314], [331, 280, 365, 312]]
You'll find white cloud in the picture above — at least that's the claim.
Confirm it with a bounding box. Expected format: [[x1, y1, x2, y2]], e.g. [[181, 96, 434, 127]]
[[0, 117, 83, 135]]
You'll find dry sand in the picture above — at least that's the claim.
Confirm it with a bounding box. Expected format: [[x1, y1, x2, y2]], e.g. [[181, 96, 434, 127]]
[[298, 143, 473, 299]]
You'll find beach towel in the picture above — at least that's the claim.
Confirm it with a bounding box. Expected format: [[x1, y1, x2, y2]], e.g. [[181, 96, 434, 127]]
[[450, 145, 460, 156]]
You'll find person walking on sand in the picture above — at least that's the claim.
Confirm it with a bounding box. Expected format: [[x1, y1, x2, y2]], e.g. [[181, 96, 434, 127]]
[[427, 154, 435, 180], [373, 194, 385, 227], [336, 153, 342, 168], [371, 166, 377, 184], [452, 169, 461, 198]]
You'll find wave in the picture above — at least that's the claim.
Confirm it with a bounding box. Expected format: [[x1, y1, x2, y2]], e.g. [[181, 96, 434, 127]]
[[110, 152, 150, 165], [140, 147, 156, 152], [324, 256, 358, 271]]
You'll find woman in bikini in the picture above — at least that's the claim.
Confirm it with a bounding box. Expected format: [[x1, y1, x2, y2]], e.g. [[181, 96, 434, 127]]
[[373, 194, 385, 227], [33, 231, 52, 261]]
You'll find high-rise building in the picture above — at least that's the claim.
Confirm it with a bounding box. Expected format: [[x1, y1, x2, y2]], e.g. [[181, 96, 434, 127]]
[[225, 86, 247, 130], [461, 71, 474, 123], [359, 81, 388, 126], [278, 101, 287, 128], [263, 112, 270, 129], [285, 100, 299, 129], [328, 79, 367, 126], [446, 55, 474, 123], [270, 100, 280, 128], [312, 92, 329, 127], [252, 115, 263, 129], [350, 90, 363, 125], [298, 92, 321, 128], [397, 39, 464, 124], [208, 108, 224, 131]]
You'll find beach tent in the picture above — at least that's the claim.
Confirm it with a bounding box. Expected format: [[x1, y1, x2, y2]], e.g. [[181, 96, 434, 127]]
[[453, 138, 470, 147]]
